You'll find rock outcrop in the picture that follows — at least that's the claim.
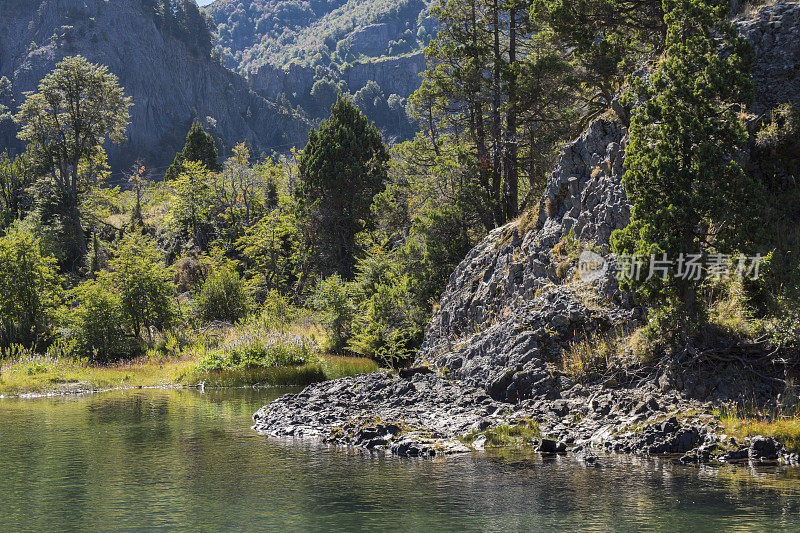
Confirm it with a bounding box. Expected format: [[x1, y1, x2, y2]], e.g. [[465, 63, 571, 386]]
[[0, 0, 309, 173], [254, 2, 800, 463]]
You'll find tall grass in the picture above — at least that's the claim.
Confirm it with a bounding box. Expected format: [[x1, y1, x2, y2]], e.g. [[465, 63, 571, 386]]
[[715, 402, 800, 453]]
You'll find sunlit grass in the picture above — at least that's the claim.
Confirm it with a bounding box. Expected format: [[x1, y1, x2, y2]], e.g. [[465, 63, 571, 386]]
[[183, 354, 378, 387], [715, 405, 800, 453], [0, 355, 195, 396], [460, 419, 541, 448], [0, 354, 378, 396]]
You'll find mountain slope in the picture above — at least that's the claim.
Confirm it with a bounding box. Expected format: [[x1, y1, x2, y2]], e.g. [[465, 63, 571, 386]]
[[207, 0, 435, 141], [0, 0, 310, 174], [207, 0, 434, 72]]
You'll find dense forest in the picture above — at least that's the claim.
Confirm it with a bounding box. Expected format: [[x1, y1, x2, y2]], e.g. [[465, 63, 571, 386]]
[[0, 0, 799, 398]]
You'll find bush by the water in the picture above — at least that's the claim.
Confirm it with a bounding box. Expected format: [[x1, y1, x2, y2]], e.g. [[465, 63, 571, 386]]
[[193, 328, 321, 371]]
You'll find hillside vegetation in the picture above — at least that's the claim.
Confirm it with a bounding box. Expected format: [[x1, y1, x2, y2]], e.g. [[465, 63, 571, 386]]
[[208, 0, 434, 71]]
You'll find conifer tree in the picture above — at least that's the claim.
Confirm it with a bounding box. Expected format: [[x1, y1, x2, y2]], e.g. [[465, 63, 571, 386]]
[[297, 96, 389, 279], [165, 120, 221, 180], [611, 0, 757, 335]]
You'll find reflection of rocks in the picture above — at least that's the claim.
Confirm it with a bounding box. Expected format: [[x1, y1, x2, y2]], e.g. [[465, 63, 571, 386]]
[[254, 2, 800, 465]]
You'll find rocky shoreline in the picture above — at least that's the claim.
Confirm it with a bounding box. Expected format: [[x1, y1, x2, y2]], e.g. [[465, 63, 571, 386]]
[[253, 368, 799, 466]]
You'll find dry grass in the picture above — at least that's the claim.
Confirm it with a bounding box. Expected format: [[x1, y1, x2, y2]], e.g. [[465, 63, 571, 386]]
[[716, 404, 800, 453], [0, 355, 195, 396], [562, 326, 656, 383]]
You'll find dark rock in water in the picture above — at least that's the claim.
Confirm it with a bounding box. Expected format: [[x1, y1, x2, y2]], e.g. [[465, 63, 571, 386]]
[[749, 436, 780, 461], [253, 371, 508, 456], [721, 448, 750, 463], [539, 439, 558, 454]]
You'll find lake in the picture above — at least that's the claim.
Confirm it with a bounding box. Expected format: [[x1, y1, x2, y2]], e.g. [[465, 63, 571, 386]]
[[1, 388, 799, 532]]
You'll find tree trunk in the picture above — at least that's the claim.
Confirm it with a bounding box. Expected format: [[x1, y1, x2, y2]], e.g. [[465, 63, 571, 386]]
[[504, 6, 519, 220], [491, 0, 503, 225]]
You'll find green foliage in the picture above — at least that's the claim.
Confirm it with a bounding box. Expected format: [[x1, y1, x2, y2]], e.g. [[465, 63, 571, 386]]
[[13, 55, 131, 271], [108, 232, 176, 338], [237, 195, 301, 298], [193, 329, 321, 371], [347, 243, 426, 366], [208, 0, 428, 71], [753, 103, 800, 196], [611, 0, 757, 334], [169, 160, 213, 247], [196, 265, 250, 324], [0, 149, 35, 231], [71, 278, 131, 362], [0, 231, 62, 351], [297, 95, 389, 278], [531, 0, 664, 120], [147, 0, 216, 59], [310, 274, 357, 353], [165, 120, 221, 181]]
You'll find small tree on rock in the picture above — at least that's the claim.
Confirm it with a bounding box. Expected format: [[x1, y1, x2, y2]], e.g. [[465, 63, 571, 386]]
[[611, 0, 758, 337]]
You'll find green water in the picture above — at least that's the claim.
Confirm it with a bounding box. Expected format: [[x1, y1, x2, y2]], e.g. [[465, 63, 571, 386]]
[[1, 389, 800, 532]]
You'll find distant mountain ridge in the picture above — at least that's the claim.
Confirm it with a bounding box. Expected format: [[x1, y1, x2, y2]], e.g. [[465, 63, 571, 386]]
[[206, 0, 436, 141], [0, 0, 309, 175]]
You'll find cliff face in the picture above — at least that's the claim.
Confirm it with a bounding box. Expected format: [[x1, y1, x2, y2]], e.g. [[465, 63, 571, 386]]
[[414, 0, 800, 402], [0, 0, 309, 174]]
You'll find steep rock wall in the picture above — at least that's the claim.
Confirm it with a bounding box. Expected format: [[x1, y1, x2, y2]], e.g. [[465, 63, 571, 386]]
[[250, 51, 426, 101], [0, 0, 310, 174]]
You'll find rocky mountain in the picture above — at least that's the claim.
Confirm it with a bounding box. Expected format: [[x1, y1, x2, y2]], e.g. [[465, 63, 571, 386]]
[[253, 1, 800, 463], [207, 0, 433, 72], [207, 0, 435, 140], [0, 0, 310, 174]]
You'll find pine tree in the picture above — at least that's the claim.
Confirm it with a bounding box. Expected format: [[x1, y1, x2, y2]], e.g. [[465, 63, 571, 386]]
[[610, 0, 757, 335], [297, 96, 389, 279], [165, 120, 221, 180]]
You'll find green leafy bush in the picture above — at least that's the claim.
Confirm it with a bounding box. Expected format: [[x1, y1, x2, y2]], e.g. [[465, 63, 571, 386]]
[[193, 329, 321, 371], [71, 278, 132, 363], [0, 231, 62, 351], [196, 265, 250, 323], [347, 245, 425, 366], [109, 232, 177, 337], [310, 274, 356, 352]]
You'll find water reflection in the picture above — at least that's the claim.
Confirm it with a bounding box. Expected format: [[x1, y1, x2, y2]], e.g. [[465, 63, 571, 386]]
[[1, 389, 799, 532]]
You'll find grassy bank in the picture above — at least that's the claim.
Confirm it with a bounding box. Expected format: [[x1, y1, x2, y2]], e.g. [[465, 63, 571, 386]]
[[715, 406, 800, 453], [0, 354, 378, 397]]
